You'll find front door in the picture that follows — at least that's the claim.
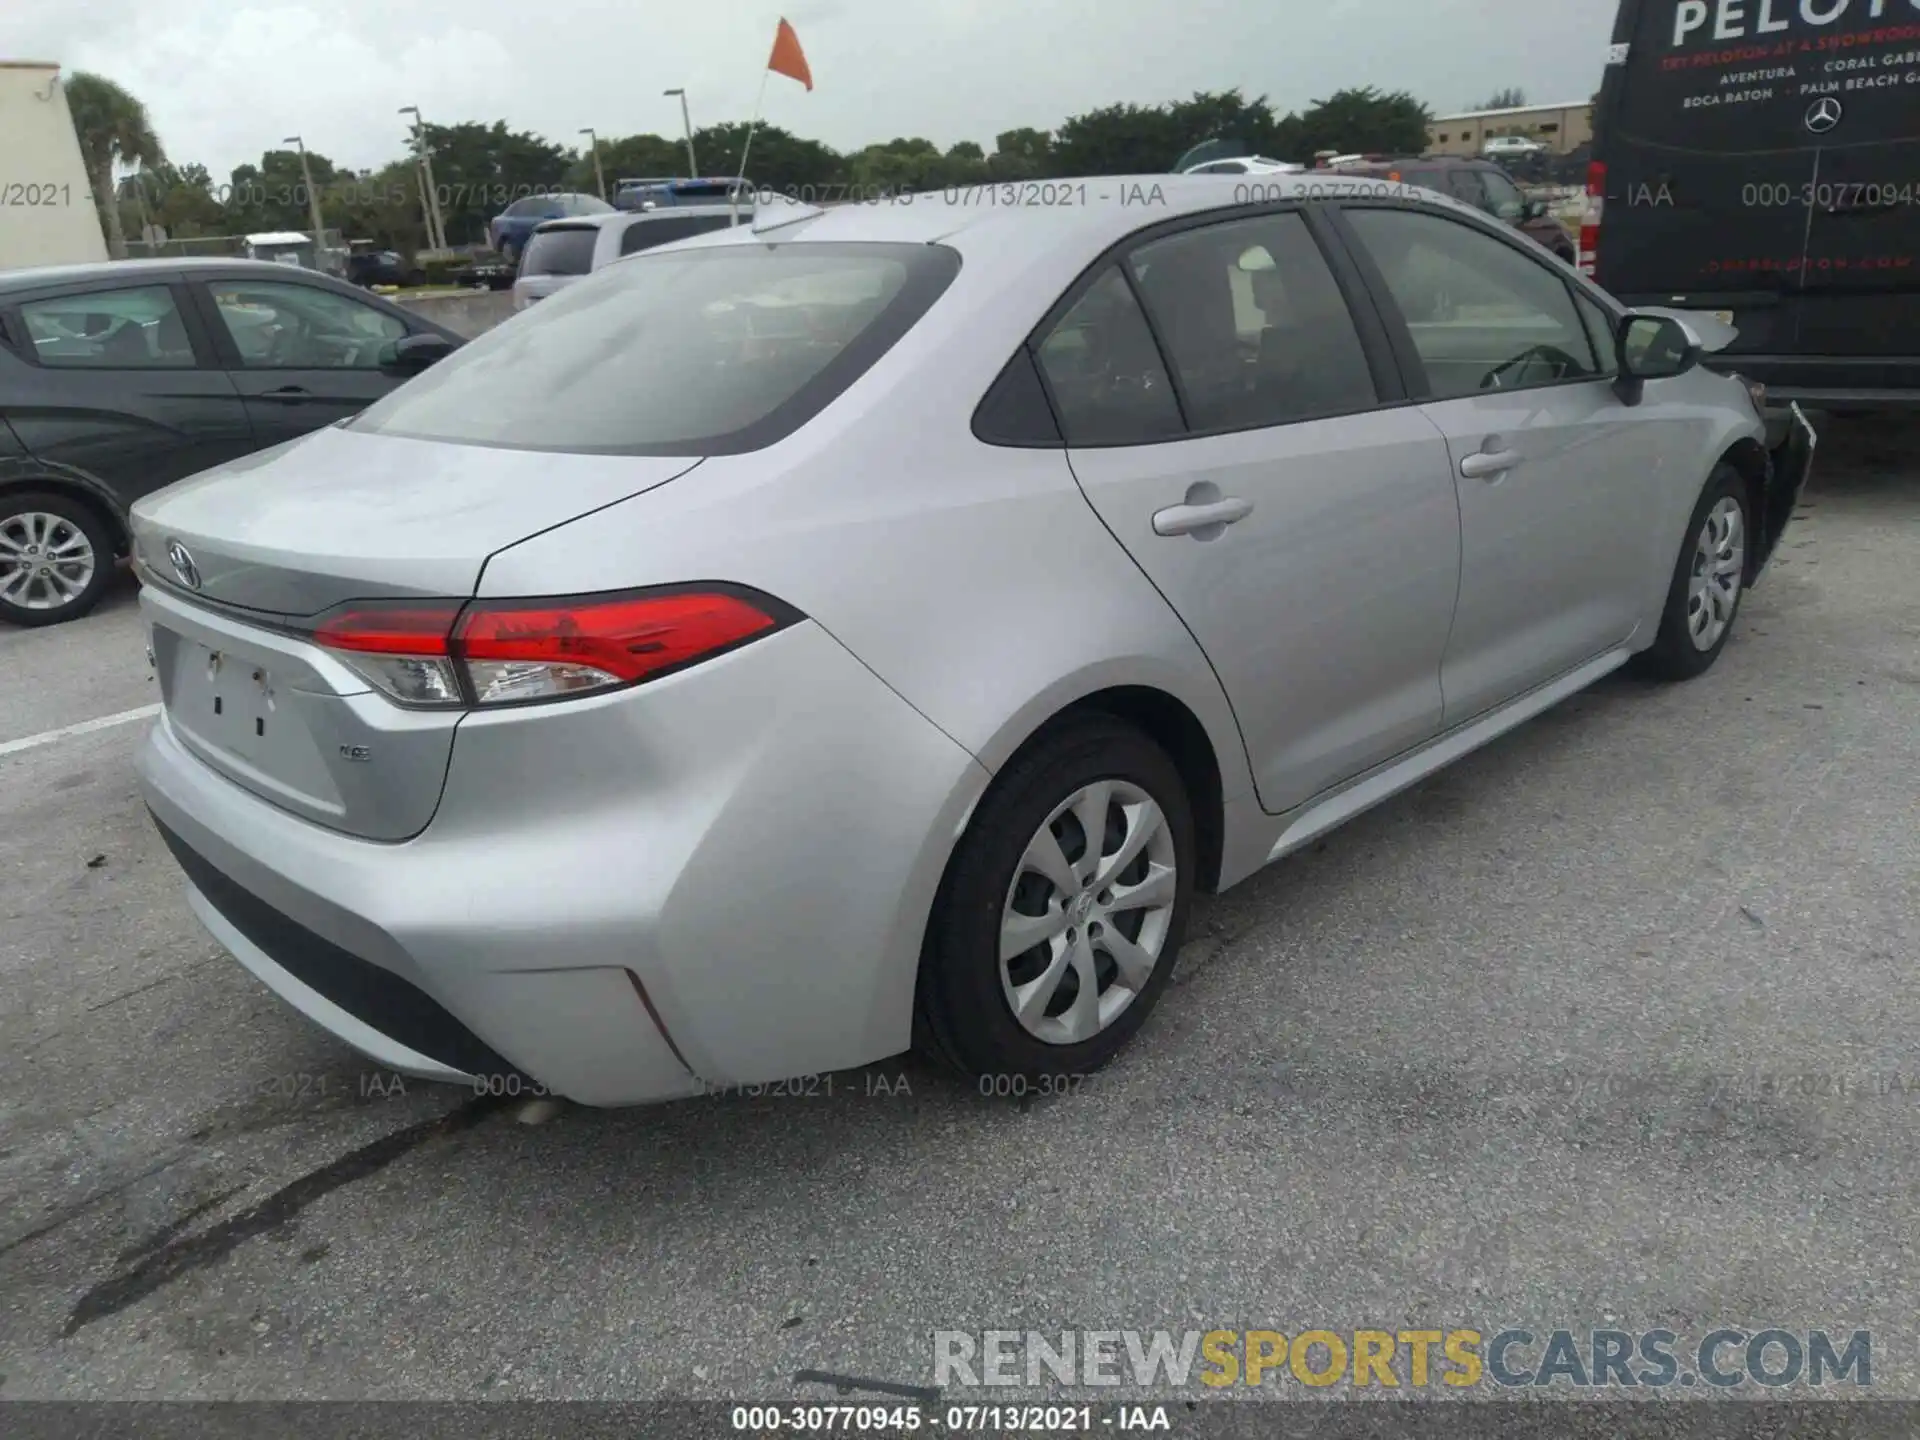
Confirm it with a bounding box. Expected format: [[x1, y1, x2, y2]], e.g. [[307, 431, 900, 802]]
[[1334, 204, 1673, 720], [1035, 209, 1463, 816], [191, 278, 412, 446]]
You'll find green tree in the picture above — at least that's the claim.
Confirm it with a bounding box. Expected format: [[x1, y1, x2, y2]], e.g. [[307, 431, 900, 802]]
[[1051, 101, 1182, 176], [573, 133, 688, 192], [335, 160, 433, 254], [1293, 87, 1433, 158], [1163, 89, 1288, 167], [414, 121, 570, 245], [65, 71, 165, 259], [1480, 87, 1528, 111], [226, 147, 346, 235], [690, 122, 845, 192], [987, 127, 1054, 180]]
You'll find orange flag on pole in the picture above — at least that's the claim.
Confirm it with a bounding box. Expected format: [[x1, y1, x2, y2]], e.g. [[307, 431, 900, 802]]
[[768, 17, 812, 90]]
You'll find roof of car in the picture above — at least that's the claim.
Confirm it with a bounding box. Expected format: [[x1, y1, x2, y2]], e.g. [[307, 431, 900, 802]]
[[662, 173, 1480, 257], [0, 257, 352, 294]]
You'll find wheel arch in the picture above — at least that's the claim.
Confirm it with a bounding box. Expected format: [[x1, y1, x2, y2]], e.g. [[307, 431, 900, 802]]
[[979, 681, 1234, 896], [0, 465, 130, 555], [1718, 436, 1770, 583]]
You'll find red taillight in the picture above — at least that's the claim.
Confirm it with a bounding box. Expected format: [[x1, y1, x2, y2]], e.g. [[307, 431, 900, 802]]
[[1579, 161, 1607, 277], [310, 587, 794, 709], [312, 605, 459, 656], [457, 591, 781, 702]]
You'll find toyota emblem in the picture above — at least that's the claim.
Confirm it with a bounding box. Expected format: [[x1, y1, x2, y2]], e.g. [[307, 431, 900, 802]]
[[166, 539, 202, 591], [1805, 97, 1843, 134]]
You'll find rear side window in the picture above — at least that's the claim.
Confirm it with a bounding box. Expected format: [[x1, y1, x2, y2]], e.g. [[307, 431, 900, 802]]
[[521, 226, 599, 276], [1126, 212, 1377, 430], [1617, 0, 1920, 151], [352, 242, 960, 455], [619, 214, 739, 256], [19, 285, 197, 369], [1033, 266, 1184, 446]]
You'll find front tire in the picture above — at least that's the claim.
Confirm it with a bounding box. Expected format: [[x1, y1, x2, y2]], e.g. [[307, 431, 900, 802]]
[[1630, 463, 1750, 681], [0, 491, 115, 627], [915, 716, 1196, 1084]]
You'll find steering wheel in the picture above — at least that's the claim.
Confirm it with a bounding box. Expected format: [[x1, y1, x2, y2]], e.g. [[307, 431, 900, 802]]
[[1479, 343, 1583, 392]]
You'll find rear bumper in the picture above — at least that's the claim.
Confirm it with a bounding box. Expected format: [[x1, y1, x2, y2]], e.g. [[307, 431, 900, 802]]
[[140, 620, 991, 1106]]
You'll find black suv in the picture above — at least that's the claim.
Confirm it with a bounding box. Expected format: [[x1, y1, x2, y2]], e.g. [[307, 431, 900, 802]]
[[0, 259, 461, 626], [1331, 156, 1577, 263]]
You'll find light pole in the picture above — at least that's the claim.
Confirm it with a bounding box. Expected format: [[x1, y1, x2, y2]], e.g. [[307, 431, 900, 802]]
[[663, 88, 698, 175], [282, 135, 328, 255], [399, 106, 448, 252], [579, 127, 607, 200]]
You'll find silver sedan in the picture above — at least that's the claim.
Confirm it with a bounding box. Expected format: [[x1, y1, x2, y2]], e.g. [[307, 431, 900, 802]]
[[130, 175, 1814, 1105]]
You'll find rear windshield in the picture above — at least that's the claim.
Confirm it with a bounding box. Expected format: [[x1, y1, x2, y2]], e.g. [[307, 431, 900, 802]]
[[619, 213, 740, 256], [351, 242, 961, 455], [1615, 0, 1920, 151], [521, 226, 599, 276]]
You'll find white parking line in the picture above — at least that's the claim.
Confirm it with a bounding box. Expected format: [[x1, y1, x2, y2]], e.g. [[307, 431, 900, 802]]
[[0, 704, 162, 760]]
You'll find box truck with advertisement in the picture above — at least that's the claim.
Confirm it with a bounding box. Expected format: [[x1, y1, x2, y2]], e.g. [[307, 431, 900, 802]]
[[1585, 0, 1920, 411]]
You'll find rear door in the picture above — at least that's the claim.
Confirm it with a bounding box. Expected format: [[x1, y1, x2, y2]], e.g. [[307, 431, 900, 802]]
[[2, 279, 255, 509], [190, 275, 414, 444], [1595, 0, 1920, 384]]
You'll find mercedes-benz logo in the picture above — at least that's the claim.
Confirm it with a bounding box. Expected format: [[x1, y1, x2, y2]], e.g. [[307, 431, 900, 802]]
[[1806, 97, 1843, 134], [166, 539, 202, 591]]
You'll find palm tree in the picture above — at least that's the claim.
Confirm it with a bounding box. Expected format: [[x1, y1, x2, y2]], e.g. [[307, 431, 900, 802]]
[[65, 72, 165, 260]]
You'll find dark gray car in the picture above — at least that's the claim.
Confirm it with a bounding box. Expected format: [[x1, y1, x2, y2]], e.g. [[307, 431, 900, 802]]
[[0, 259, 461, 626]]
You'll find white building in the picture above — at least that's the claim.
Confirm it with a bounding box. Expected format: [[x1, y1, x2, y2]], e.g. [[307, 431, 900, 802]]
[[0, 61, 108, 270]]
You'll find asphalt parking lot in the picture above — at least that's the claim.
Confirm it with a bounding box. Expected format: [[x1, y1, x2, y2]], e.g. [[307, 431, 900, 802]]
[[1, 418, 1916, 1402]]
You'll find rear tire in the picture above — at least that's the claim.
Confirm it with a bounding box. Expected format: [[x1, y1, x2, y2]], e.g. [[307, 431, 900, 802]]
[[915, 716, 1196, 1085], [1630, 463, 1750, 682], [0, 490, 116, 628]]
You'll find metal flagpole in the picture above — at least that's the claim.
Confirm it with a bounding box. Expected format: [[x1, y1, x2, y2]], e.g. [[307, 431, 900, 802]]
[[731, 67, 772, 225]]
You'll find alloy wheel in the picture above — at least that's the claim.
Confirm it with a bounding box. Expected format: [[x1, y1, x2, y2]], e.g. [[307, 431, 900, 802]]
[[1687, 495, 1745, 652], [999, 780, 1178, 1046], [0, 512, 97, 612]]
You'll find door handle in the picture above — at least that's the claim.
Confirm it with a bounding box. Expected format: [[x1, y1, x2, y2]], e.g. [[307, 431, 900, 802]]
[[1460, 448, 1521, 480], [260, 385, 312, 403], [1152, 496, 1253, 538]]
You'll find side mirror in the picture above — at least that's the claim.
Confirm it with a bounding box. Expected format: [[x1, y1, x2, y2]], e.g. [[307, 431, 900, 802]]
[[1523, 199, 1549, 222], [1613, 312, 1701, 404], [379, 332, 456, 376]]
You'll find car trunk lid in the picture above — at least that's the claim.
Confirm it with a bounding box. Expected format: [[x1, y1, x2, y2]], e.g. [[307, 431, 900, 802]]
[[130, 425, 702, 839]]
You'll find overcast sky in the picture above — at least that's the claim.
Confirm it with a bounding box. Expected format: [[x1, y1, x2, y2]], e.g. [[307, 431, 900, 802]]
[[9, 0, 1618, 180]]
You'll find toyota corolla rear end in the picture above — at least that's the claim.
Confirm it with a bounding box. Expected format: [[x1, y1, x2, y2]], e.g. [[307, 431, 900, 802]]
[[133, 234, 985, 1105]]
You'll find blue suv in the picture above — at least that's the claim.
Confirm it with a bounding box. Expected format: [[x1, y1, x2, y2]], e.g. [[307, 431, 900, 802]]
[[488, 193, 614, 266]]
